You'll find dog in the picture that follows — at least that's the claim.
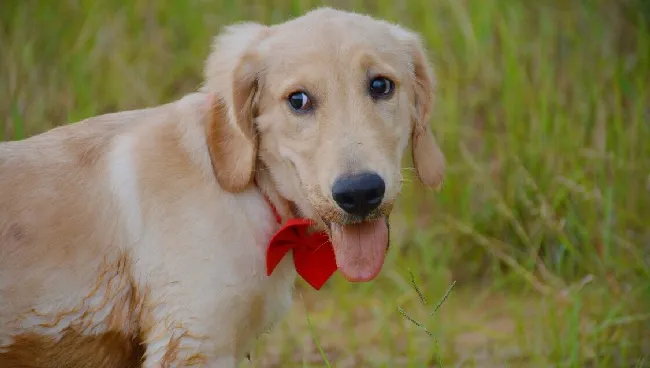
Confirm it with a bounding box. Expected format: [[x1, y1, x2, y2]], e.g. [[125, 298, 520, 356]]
[[0, 7, 445, 367]]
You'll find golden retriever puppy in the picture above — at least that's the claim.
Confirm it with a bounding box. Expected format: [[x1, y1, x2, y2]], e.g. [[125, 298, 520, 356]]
[[0, 7, 445, 367]]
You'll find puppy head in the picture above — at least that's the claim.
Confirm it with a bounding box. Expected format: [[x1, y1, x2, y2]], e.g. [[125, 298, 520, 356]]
[[202, 8, 445, 282]]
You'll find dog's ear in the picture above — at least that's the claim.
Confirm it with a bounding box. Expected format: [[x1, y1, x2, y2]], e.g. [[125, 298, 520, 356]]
[[202, 23, 267, 192], [394, 27, 446, 189]]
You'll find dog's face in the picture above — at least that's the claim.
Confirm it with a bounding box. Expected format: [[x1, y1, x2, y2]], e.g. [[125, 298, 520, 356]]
[[203, 8, 445, 282]]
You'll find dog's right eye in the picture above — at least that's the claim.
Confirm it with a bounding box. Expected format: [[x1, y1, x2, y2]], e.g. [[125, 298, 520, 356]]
[[368, 76, 395, 99], [287, 91, 313, 112]]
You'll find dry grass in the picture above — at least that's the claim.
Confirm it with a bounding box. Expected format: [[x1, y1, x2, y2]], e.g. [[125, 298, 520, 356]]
[[2, 1, 649, 366]]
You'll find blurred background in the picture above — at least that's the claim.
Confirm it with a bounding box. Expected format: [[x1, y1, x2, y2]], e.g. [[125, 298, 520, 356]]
[[1, 1, 649, 367]]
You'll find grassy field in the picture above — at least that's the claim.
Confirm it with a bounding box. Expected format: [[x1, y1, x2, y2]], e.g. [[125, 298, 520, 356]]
[[2, 0, 649, 367]]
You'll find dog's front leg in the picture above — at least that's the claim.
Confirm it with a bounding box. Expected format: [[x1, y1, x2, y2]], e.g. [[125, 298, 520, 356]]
[[146, 357, 237, 368], [140, 325, 239, 368], [136, 290, 240, 368], [204, 356, 238, 368]]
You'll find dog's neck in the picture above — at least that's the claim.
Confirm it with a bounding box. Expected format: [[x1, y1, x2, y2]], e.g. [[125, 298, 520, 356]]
[[253, 163, 297, 224]]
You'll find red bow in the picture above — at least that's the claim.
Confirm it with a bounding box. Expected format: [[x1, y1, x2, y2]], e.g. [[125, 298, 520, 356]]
[[264, 197, 337, 290]]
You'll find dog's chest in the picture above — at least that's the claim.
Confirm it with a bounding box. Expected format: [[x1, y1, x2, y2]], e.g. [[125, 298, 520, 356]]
[[135, 190, 298, 358], [231, 254, 295, 355], [213, 205, 297, 349]]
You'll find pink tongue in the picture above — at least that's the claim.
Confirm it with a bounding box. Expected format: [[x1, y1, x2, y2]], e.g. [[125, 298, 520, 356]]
[[331, 218, 388, 282]]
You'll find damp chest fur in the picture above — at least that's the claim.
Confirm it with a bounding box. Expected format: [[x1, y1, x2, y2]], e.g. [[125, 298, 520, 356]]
[[0, 197, 297, 365]]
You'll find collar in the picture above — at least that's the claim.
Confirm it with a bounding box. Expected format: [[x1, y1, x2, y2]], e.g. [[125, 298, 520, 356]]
[[261, 189, 337, 290]]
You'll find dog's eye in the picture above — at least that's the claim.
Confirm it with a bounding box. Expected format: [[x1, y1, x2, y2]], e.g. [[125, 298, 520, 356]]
[[368, 77, 394, 99], [287, 91, 313, 112]]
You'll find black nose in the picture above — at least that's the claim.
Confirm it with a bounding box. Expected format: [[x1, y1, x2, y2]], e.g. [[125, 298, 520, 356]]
[[332, 172, 385, 217]]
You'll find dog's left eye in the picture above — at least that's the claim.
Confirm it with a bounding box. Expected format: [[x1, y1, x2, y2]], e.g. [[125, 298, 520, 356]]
[[287, 91, 313, 112], [368, 77, 395, 99]]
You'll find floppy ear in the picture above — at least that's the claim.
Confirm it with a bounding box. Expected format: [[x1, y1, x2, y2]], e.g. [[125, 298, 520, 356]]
[[201, 23, 267, 192], [396, 28, 446, 189]]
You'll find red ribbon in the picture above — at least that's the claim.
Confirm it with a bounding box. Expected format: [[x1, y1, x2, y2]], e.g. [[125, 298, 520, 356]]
[[263, 197, 337, 290]]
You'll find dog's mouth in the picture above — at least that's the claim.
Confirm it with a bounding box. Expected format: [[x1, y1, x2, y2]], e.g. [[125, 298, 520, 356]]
[[328, 217, 390, 282], [292, 200, 391, 282]]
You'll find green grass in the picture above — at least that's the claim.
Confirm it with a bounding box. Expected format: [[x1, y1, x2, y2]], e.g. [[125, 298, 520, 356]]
[[2, 0, 649, 366]]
